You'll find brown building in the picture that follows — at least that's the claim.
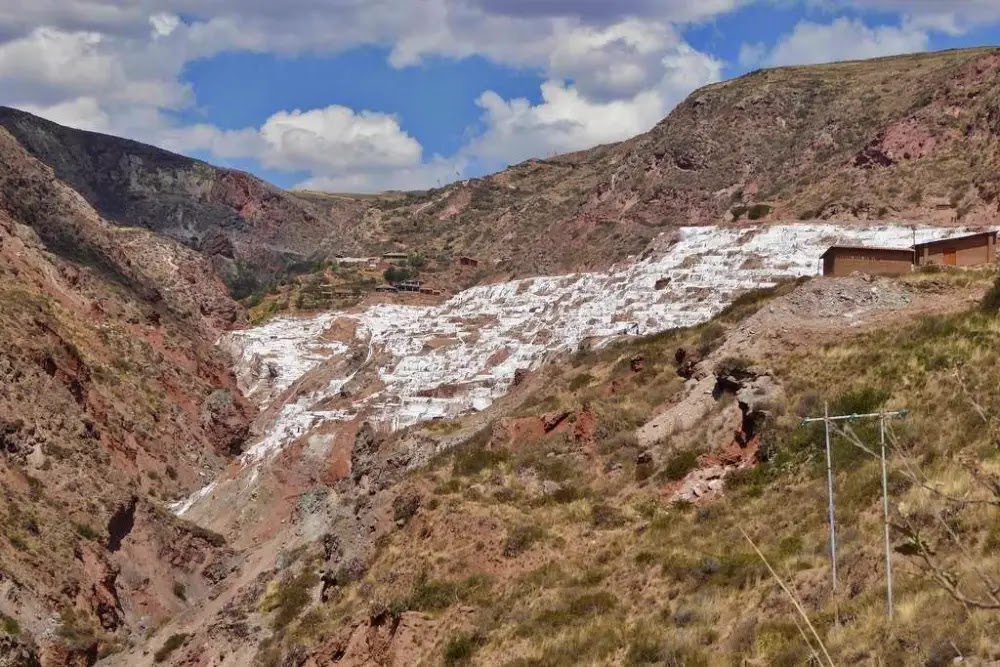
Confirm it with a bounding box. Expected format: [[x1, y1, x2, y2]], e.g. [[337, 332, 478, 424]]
[[457, 256, 479, 268], [913, 231, 997, 267], [820, 246, 914, 277]]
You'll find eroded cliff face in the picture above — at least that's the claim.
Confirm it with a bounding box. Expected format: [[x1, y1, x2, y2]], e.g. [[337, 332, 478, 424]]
[[0, 127, 254, 663]]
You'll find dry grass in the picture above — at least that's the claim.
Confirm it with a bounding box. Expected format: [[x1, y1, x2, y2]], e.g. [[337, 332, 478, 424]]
[[260, 280, 1000, 665]]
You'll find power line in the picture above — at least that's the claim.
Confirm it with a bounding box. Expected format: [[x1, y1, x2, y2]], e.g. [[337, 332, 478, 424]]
[[801, 406, 908, 619]]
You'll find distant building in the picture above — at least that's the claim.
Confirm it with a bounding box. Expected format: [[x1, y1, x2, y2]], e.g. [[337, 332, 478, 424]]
[[457, 256, 479, 268], [382, 252, 409, 262], [820, 246, 914, 277], [913, 231, 997, 267], [375, 285, 398, 293], [397, 280, 424, 292]]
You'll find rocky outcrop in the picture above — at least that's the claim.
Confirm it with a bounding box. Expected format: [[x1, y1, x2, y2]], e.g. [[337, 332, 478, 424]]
[[0, 106, 358, 292]]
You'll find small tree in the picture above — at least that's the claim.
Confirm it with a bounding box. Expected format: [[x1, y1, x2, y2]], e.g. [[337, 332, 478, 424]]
[[383, 267, 413, 284]]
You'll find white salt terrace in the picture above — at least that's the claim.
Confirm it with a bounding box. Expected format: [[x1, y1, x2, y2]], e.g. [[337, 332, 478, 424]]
[[171, 223, 981, 515]]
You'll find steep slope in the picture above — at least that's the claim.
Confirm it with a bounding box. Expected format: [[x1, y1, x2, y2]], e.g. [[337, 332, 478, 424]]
[[0, 127, 255, 663], [110, 262, 1000, 666], [334, 47, 1000, 280], [0, 107, 366, 295]]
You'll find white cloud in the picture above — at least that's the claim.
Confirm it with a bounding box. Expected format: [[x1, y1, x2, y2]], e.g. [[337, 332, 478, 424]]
[[17, 96, 111, 132], [258, 107, 422, 172], [466, 43, 722, 167], [826, 1, 1000, 34], [149, 13, 181, 38], [158, 105, 428, 193], [1, 0, 992, 192], [738, 41, 767, 68], [295, 156, 467, 193], [756, 17, 930, 67], [0, 1, 737, 192]]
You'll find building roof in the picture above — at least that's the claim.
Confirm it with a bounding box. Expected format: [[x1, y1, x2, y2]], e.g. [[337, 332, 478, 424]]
[[912, 230, 998, 250], [820, 245, 913, 258]]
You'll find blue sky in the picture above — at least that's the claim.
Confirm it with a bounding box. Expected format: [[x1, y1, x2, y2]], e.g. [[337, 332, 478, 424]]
[[1, 1, 999, 191]]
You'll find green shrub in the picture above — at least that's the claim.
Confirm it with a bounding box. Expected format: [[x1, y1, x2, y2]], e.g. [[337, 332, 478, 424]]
[[75, 523, 99, 540], [658, 450, 700, 482], [0, 614, 19, 635], [153, 633, 189, 663], [590, 502, 626, 529], [383, 266, 414, 283], [568, 373, 595, 391], [406, 575, 492, 612], [981, 274, 1000, 312], [504, 524, 545, 558], [747, 204, 772, 220], [444, 632, 486, 666], [452, 427, 505, 476], [172, 582, 187, 601], [261, 569, 319, 630], [392, 492, 421, 525]]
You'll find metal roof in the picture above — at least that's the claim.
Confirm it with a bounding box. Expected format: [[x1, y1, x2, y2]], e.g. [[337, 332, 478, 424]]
[[820, 245, 913, 257], [912, 230, 998, 249]]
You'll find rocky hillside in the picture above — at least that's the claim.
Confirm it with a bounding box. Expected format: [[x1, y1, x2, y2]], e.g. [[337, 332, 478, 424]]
[[335, 47, 1000, 279], [6, 46, 1000, 299], [0, 125, 255, 663], [0, 107, 366, 296], [5, 45, 1000, 667], [106, 260, 1000, 666]]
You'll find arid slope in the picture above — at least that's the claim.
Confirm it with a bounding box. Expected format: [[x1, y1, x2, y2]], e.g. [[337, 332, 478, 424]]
[[330, 47, 1000, 280]]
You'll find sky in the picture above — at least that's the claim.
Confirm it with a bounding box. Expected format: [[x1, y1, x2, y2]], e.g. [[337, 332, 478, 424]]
[[1, 1, 999, 193]]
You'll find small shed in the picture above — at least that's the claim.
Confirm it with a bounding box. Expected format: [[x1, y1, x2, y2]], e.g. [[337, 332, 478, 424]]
[[820, 246, 914, 277], [457, 256, 479, 268], [913, 231, 997, 267], [382, 252, 409, 262]]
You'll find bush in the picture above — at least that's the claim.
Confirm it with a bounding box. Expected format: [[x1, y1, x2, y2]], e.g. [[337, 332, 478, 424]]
[[0, 614, 19, 635], [453, 446, 507, 476], [383, 266, 414, 283], [590, 502, 626, 529], [392, 492, 421, 525], [714, 355, 753, 378], [504, 524, 545, 558], [529, 591, 619, 635], [172, 582, 187, 601], [658, 450, 700, 482], [153, 633, 189, 663], [406, 575, 492, 612], [981, 274, 1000, 312], [747, 204, 772, 221], [568, 373, 595, 391], [452, 427, 505, 476], [444, 632, 486, 666], [75, 523, 99, 540], [261, 569, 319, 630]]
